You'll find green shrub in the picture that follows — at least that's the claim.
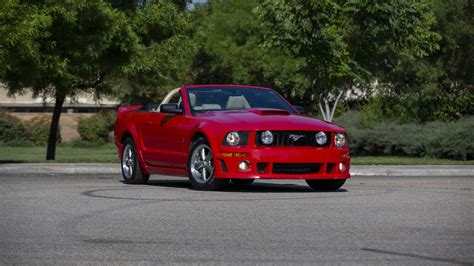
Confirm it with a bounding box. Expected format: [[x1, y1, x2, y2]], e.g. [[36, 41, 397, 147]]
[[335, 112, 474, 160], [358, 87, 474, 124], [0, 111, 62, 146], [25, 115, 61, 145], [77, 111, 116, 145], [424, 118, 474, 160], [0, 110, 30, 145]]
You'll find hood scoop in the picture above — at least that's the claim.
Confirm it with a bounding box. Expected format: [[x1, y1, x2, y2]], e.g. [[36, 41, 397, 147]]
[[248, 108, 290, 116]]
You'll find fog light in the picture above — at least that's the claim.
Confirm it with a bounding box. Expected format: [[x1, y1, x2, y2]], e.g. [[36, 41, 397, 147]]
[[339, 162, 346, 173], [238, 161, 250, 172]]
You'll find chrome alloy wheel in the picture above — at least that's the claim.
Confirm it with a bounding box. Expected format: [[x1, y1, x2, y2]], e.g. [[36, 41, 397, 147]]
[[190, 144, 214, 183], [122, 144, 134, 179]]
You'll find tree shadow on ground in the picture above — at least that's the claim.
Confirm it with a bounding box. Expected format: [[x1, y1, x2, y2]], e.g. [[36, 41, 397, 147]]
[[0, 160, 25, 164]]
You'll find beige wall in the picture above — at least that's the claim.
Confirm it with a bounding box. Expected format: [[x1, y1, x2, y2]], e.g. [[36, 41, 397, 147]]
[[0, 85, 118, 105], [1, 85, 118, 142], [10, 113, 95, 142]]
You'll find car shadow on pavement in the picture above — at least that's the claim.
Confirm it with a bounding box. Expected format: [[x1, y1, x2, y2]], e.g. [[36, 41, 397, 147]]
[[145, 179, 347, 193], [221, 183, 348, 193], [145, 179, 190, 189]]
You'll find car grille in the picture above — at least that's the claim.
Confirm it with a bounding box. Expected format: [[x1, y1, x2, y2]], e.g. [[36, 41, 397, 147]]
[[256, 131, 330, 147], [272, 163, 322, 174]]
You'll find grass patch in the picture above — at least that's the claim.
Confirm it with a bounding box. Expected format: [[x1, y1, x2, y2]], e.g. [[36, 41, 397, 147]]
[[0, 145, 472, 165], [0, 145, 118, 163]]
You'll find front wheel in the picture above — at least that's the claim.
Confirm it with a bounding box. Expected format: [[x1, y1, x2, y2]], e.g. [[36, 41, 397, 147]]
[[306, 179, 346, 191], [188, 138, 228, 190], [121, 138, 150, 184]]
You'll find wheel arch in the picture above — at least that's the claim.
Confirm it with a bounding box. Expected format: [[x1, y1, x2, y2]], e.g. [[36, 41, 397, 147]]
[[191, 131, 207, 144], [118, 130, 136, 159], [119, 129, 150, 175], [188, 124, 220, 152], [121, 131, 133, 144]]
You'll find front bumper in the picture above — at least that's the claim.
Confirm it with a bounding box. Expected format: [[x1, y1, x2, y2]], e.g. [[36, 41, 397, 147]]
[[214, 146, 350, 180]]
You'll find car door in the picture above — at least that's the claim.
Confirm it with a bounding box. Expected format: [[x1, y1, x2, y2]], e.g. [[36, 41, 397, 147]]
[[141, 112, 187, 168], [141, 94, 187, 169]]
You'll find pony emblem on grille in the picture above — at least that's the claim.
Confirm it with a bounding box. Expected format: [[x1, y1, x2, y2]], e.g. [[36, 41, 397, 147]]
[[288, 134, 305, 141]]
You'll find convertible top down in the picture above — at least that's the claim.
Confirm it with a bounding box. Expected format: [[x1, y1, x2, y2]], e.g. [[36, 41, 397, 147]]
[[115, 84, 350, 190]]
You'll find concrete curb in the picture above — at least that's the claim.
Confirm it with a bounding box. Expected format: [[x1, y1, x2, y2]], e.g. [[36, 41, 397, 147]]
[[0, 163, 473, 177], [0, 163, 119, 175], [349, 165, 474, 177]]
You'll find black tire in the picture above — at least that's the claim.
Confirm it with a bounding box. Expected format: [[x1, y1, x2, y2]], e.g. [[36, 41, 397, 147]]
[[306, 179, 346, 191], [231, 179, 255, 185], [187, 138, 229, 190], [121, 138, 150, 184]]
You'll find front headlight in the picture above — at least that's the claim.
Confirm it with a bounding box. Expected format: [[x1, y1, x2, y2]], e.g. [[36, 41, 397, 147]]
[[222, 131, 249, 146], [261, 130, 274, 145], [315, 131, 327, 145], [225, 131, 240, 146], [335, 133, 347, 148]]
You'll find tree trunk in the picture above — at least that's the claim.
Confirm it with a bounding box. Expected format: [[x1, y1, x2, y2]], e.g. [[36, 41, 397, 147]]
[[318, 90, 344, 122], [303, 84, 316, 114], [303, 95, 315, 114], [46, 93, 65, 160]]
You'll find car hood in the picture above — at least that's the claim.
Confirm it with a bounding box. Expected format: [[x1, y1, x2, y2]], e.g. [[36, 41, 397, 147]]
[[194, 109, 344, 132]]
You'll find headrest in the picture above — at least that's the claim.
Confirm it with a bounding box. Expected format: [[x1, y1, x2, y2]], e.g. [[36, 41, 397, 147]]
[[188, 93, 196, 107], [225, 96, 250, 110]]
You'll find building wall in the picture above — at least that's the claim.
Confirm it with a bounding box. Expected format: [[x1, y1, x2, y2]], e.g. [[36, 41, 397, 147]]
[[1, 86, 118, 142], [10, 113, 95, 142], [0, 86, 118, 106]]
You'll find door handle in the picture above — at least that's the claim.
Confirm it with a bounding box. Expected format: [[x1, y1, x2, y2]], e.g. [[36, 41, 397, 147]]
[[145, 121, 152, 126]]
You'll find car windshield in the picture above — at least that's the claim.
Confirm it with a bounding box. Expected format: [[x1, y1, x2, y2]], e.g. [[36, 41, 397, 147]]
[[186, 87, 297, 114]]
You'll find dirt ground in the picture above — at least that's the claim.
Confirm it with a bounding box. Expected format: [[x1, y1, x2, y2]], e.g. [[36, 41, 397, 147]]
[[10, 112, 95, 142]]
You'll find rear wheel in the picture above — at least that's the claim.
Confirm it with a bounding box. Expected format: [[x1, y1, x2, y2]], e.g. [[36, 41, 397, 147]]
[[306, 179, 346, 191], [188, 138, 228, 190], [231, 179, 255, 185], [121, 138, 150, 184]]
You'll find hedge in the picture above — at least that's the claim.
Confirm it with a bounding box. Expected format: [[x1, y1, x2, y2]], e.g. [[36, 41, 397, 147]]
[[0, 111, 61, 146], [26, 115, 62, 145], [0, 111, 30, 145], [77, 111, 116, 145], [335, 113, 474, 160]]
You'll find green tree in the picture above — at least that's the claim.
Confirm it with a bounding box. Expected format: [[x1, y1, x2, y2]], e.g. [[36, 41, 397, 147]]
[[360, 0, 473, 123], [0, 0, 140, 159], [425, 0, 473, 120], [190, 0, 307, 103], [111, 0, 194, 104], [258, 0, 440, 120], [431, 0, 473, 89], [0, 0, 193, 159]]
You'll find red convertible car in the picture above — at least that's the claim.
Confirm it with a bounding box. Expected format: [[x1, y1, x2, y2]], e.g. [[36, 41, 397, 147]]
[[114, 85, 350, 190]]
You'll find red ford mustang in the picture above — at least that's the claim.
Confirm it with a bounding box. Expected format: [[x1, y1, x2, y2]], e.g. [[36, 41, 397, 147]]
[[114, 85, 350, 190]]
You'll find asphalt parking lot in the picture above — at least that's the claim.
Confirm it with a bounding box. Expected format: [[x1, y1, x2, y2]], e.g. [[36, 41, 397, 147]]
[[0, 173, 473, 265]]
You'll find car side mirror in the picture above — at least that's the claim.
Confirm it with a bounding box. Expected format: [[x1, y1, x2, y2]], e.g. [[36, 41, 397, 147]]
[[160, 103, 182, 114], [294, 105, 306, 114]]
